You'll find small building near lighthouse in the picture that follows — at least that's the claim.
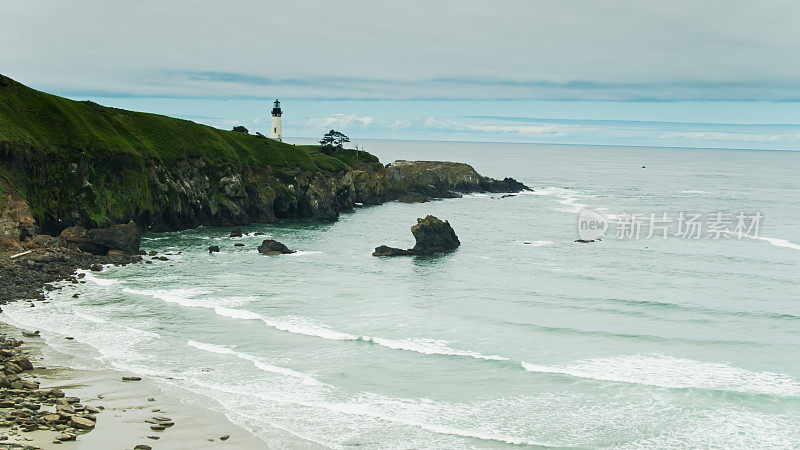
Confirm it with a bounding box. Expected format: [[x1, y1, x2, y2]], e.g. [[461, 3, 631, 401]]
[[271, 99, 282, 141]]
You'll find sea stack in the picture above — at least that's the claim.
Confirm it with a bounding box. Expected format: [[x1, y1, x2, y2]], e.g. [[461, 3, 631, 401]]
[[373, 215, 460, 256]]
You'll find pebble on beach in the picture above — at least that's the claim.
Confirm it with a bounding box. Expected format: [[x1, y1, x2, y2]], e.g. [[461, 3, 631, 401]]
[[0, 331, 98, 446]]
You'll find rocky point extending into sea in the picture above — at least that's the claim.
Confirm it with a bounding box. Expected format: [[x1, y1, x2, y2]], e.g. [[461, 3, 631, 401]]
[[0, 73, 530, 448]]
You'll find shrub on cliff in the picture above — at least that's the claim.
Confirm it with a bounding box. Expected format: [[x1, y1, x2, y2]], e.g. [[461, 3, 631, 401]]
[[319, 130, 350, 154]]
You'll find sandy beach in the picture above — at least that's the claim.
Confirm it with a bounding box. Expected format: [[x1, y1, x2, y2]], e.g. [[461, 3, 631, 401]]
[[0, 323, 267, 449]]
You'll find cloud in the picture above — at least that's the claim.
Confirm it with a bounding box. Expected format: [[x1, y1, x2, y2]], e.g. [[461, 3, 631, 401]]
[[2, 0, 799, 101], [416, 115, 800, 148], [656, 131, 786, 143], [306, 114, 375, 129]]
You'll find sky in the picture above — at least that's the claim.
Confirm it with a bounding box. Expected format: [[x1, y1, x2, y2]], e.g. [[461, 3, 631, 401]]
[[3, 0, 800, 149]]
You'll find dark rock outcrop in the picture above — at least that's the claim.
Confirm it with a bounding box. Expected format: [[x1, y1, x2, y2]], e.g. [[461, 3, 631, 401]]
[[59, 221, 142, 255], [229, 228, 243, 238], [3, 145, 527, 236], [409, 215, 461, 254], [257, 239, 295, 255], [0, 244, 140, 303], [208, 245, 220, 253], [373, 215, 460, 256], [0, 180, 36, 251], [372, 245, 413, 257], [384, 160, 528, 202]]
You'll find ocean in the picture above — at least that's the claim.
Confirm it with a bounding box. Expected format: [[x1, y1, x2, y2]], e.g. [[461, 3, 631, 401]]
[[3, 140, 800, 448]]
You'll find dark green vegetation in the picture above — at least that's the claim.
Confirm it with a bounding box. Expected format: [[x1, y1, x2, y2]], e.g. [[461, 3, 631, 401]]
[[319, 129, 351, 154], [0, 176, 8, 212], [0, 74, 379, 233]]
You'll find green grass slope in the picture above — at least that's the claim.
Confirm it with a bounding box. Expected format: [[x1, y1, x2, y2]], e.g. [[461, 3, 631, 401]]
[[0, 74, 379, 230], [0, 74, 374, 171]]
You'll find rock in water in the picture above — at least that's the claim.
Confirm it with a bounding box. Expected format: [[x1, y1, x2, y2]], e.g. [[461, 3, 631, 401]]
[[410, 215, 460, 254], [208, 245, 220, 253], [257, 239, 295, 255], [373, 215, 460, 256], [372, 245, 412, 256], [229, 228, 243, 238]]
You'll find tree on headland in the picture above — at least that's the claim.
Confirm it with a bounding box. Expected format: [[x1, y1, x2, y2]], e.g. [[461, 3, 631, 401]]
[[319, 130, 350, 153], [232, 125, 249, 133]]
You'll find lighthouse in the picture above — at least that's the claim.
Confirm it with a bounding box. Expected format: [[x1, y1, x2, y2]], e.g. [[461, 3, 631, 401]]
[[271, 99, 282, 141]]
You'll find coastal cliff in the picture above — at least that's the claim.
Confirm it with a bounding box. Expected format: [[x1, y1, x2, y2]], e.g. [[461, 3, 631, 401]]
[[0, 74, 528, 245]]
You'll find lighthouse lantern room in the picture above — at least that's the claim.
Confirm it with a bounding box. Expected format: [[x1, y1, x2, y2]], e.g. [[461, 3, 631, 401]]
[[271, 99, 282, 141]]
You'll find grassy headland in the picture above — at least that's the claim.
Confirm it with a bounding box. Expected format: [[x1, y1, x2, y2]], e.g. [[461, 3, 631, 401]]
[[0, 74, 378, 232]]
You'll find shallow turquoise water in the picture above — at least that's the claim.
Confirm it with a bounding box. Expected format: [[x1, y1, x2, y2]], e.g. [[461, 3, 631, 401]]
[[4, 141, 800, 448]]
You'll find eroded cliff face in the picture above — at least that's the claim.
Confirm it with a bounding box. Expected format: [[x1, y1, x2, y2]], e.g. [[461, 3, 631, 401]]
[[138, 159, 398, 232], [0, 178, 36, 251], [0, 145, 526, 238]]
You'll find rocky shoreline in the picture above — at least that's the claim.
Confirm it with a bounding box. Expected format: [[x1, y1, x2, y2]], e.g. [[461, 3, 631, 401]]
[[0, 328, 96, 448], [0, 322, 264, 450], [0, 234, 141, 447], [1, 152, 528, 447]]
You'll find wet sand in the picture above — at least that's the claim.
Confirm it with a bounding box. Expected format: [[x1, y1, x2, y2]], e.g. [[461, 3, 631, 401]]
[[0, 324, 267, 449]]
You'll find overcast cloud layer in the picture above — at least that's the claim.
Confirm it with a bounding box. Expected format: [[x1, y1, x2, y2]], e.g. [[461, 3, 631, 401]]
[[3, 0, 800, 100]]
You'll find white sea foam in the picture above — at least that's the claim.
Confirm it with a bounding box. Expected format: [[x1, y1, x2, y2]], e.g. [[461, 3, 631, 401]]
[[76, 269, 117, 286], [243, 315, 508, 361], [74, 312, 106, 323], [312, 399, 545, 446], [214, 306, 267, 321], [555, 195, 589, 213], [187, 340, 322, 385], [363, 337, 509, 361], [462, 193, 493, 198], [123, 288, 505, 362], [525, 186, 597, 214], [722, 231, 800, 252], [181, 380, 549, 448], [680, 190, 712, 195], [751, 235, 800, 251], [123, 326, 160, 338], [520, 240, 554, 247], [122, 287, 207, 308], [524, 186, 566, 196], [522, 354, 800, 397]]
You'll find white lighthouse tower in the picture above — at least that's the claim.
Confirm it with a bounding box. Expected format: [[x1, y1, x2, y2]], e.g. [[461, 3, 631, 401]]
[[270, 99, 282, 141]]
